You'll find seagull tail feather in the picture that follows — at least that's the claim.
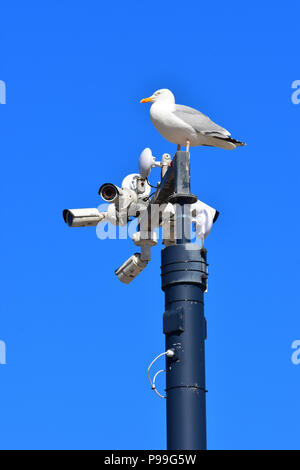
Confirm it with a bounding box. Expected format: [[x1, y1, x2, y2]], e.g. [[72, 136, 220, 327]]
[[212, 135, 246, 149], [203, 132, 246, 149]]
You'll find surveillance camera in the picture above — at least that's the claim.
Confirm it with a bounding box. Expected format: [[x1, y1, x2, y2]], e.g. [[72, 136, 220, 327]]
[[115, 253, 148, 284], [191, 200, 219, 241], [99, 183, 120, 203], [191, 200, 219, 224], [99, 174, 151, 215], [98, 174, 152, 227], [63, 208, 106, 227], [99, 183, 137, 209]]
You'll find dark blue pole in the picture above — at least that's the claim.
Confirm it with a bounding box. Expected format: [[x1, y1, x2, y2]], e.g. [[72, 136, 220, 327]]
[[162, 151, 208, 450]]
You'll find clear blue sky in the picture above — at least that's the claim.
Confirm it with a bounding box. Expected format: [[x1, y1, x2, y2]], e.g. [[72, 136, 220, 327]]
[[1, 0, 300, 450]]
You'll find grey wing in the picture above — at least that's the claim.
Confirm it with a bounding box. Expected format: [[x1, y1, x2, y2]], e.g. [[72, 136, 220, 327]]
[[174, 104, 231, 138]]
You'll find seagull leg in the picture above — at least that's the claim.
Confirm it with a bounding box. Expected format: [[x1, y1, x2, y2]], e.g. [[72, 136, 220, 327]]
[[186, 140, 190, 152], [177, 144, 181, 151]]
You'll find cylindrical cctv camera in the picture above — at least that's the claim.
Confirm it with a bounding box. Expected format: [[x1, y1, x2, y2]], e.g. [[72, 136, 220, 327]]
[[98, 183, 120, 203], [115, 253, 148, 284], [63, 208, 106, 227]]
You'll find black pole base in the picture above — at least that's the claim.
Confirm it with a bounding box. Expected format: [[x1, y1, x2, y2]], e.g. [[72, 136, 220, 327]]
[[161, 243, 208, 450]]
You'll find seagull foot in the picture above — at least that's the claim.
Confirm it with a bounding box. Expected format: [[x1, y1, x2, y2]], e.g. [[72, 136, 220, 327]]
[[186, 140, 190, 152]]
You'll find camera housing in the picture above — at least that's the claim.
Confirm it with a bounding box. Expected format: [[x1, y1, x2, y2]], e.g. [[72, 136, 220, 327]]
[[191, 200, 219, 240], [63, 208, 106, 227], [115, 253, 148, 284], [99, 174, 151, 204]]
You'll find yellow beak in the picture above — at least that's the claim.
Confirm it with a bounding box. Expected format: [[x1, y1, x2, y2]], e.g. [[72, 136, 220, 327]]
[[140, 96, 154, 103]]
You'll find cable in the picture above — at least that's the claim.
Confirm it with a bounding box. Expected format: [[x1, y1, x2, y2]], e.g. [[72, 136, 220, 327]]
[[147, 352, 167, 389], [147, 349, 175, 399], [143, 191, 156, 201], [146, 177, 159, 189], [153, 369, 167, 398]]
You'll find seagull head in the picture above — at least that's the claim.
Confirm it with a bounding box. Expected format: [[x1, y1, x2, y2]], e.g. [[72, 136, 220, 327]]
[[140, 89, 175, 104]]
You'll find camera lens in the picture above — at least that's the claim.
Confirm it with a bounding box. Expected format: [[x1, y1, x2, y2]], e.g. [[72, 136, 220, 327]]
[[99, 184, 118, 202], [63, 209, 74, 227]]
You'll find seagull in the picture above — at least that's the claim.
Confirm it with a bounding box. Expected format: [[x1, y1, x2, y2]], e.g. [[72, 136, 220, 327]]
[[140, 88, 245, 151]]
